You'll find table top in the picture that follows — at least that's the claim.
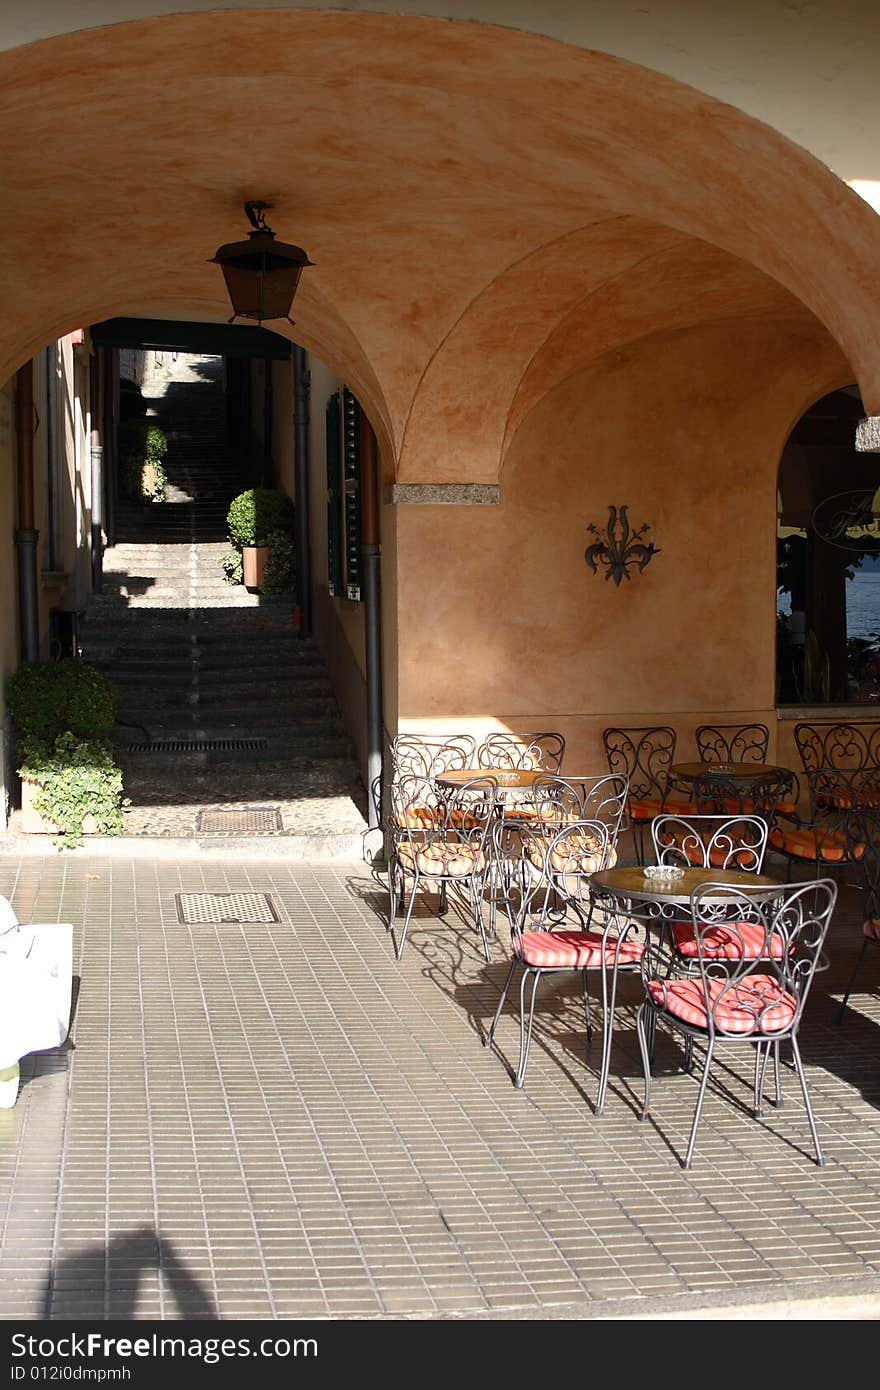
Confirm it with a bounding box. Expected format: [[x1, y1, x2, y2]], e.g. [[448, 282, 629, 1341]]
[[590, 864, 787, 906], [434, 767, 551, 791], [671, 761, 790, 784]]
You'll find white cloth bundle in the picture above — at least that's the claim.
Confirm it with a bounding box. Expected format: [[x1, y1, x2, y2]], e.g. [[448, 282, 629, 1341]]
[[0, 896, 73, 1071]]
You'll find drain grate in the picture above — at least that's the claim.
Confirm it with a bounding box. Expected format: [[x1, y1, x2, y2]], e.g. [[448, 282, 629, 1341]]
[[175, 891, 280, 925], [122, 738, 269, 754], [196, 807, 282, 834]]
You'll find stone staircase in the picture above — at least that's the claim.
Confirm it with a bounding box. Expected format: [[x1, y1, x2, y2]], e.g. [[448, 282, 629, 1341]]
[[75, 354, 368, 856]]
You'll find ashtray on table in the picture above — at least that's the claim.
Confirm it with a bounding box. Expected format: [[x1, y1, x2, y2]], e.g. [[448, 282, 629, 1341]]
[[643, 864, 686, 881]]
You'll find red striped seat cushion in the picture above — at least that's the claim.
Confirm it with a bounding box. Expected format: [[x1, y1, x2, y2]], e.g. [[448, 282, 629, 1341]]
[[516, 930, 644, 969], [672, 919, 784, 960], [398, 840, 486, 877], [524, 836, 617, 875], [769, 824, 864, 862], [647, 974, 796, 1033]]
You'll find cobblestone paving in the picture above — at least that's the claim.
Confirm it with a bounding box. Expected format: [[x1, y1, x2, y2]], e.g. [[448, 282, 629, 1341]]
[[0, 850, 878, 1320]]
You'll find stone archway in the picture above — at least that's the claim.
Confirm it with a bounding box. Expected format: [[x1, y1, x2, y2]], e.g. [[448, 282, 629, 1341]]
[[0, 9, 879, 487]]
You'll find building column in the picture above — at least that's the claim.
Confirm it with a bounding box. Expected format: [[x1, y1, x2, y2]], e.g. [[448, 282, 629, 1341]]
[[14, 361, 39, 663]]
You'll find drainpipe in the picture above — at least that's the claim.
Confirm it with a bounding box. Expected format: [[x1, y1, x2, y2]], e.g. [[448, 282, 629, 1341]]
[[360, 413, 383, 828], [14, 361, 39, 663], [89, 347, 103, 594], [293, 346, 312, 638]]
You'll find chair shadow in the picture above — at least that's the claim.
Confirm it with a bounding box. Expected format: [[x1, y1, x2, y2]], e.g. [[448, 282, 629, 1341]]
[[42, 1226, 218, 1319]]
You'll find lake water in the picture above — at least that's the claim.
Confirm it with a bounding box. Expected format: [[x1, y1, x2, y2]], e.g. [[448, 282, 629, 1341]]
[[777, 570, 880, 640]]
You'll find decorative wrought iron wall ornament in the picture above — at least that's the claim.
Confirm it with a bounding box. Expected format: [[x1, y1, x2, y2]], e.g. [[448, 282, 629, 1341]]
[[584, 505, 659, 585]]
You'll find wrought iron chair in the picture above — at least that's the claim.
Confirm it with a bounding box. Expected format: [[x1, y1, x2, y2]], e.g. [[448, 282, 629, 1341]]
[[837, 821, 880, 1023], [387, 772, 497, 961], [602, 725, 690, 862], [484, 814, 638, 1106], [476, 731, 565, 775], [636, 878, 837, 1168], [768, 767, 871, 876], [485, 773, 627, 940]]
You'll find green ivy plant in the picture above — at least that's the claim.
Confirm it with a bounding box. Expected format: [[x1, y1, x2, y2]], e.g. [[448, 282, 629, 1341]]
[[260, 530, 297, 595], [119, 419, 168, 502], [219, 550, 243, 585], [18, 733, 128, 848]]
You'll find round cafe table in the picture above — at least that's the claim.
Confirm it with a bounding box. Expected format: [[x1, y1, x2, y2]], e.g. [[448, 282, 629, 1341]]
[[585, 864, 788, 1112], [670, 761, 794, 813]]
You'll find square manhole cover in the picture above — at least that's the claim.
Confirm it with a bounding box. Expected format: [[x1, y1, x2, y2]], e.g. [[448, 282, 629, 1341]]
[[175, 892, 280, 925], [196, 807, 282, 833]]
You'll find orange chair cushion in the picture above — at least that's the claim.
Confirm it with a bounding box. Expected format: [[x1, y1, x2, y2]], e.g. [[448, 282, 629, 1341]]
[[818, 786, 880, 810], [647, 974, 796, 1033], [628, 793, 694, 822], [516, 930, 644, 969], [672, 919, 784, 960], [396, 805, 439, 829], [769, 825, 864, 862], [865, 917, 880, 942], [397, 840, 486, 877]]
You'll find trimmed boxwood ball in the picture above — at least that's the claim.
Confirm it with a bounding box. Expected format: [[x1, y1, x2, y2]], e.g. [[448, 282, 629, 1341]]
[[6, 659, 118, 742], [227, 488, 295, 548]]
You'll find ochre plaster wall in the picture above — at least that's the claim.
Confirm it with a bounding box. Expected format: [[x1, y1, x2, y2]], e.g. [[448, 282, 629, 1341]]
[[395, 317, 851, 769]]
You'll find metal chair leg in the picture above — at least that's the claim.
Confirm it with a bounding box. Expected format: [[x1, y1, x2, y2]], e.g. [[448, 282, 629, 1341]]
[[582, 970, 593, 1048], [515, 969, 542, 1088], [684, 1036, 716, 1169], [394, 868, 421, 961], [486, 958, 517, 1047], [636, 1001, 654, 1120], [790, 1034, 824, 1166]]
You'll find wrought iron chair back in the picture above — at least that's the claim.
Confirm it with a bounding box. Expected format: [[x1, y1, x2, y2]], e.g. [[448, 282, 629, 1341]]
[[517, 773, 628, 839], [768, 767, 873, 872], [794, 721, 880, 774], [695, 722, 770, 764], [637, 877, 837, 1167], [602, 726, 676, 802], [651, 812, 769, 875], [389, 732, 477, 780], [477, 731, 565, 774], [690, 767, 790, 818]]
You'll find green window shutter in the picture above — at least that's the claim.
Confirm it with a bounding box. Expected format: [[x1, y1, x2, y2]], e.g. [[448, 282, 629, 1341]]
[[325, 392, 343, 596], [342, 386, 363, 601]]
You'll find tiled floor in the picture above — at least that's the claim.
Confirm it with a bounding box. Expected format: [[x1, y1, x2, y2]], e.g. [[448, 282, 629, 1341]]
[[1, 849, 879, 1320]]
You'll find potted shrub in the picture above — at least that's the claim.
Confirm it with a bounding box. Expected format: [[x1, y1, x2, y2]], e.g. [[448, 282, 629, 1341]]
[[226, 487, 295, 591], [6, 659, 127, 845], [118, 418, 168, 503]]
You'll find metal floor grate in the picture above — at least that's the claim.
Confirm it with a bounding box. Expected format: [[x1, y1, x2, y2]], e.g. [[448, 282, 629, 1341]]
[[175, 892, 280, 925], [196, 807, 282, 834], [123, 739, 269, 754]]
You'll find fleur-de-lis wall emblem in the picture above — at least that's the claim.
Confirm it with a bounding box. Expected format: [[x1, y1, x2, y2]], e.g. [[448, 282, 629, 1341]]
[[584, 505, 659, 586]]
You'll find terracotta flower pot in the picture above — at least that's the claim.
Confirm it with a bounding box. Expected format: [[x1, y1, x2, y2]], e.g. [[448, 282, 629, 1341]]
[[242, 545, 269, 590], [21, 779, 98, 836]]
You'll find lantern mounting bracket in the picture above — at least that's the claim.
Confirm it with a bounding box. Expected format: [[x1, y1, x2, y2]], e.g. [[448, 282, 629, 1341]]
[[244, 200, 273, 234]]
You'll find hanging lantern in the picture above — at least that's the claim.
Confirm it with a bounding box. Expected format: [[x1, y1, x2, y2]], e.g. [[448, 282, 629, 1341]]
[[211, 201, 313, 325]]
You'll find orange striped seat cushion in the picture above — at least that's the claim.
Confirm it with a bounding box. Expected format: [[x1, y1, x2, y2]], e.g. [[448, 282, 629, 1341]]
[[628, 793, 695, 821], [515, 930, 644, 969], [819, 786, 880, 810], [647, 974, 796, 1033], [865, 918, 880, 942], [524, 835, 617, 875], [398, 840, 486, 877], [769, 825, 864, 862], [396, 805, 439, 829], [672, 920, 784, 960]]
